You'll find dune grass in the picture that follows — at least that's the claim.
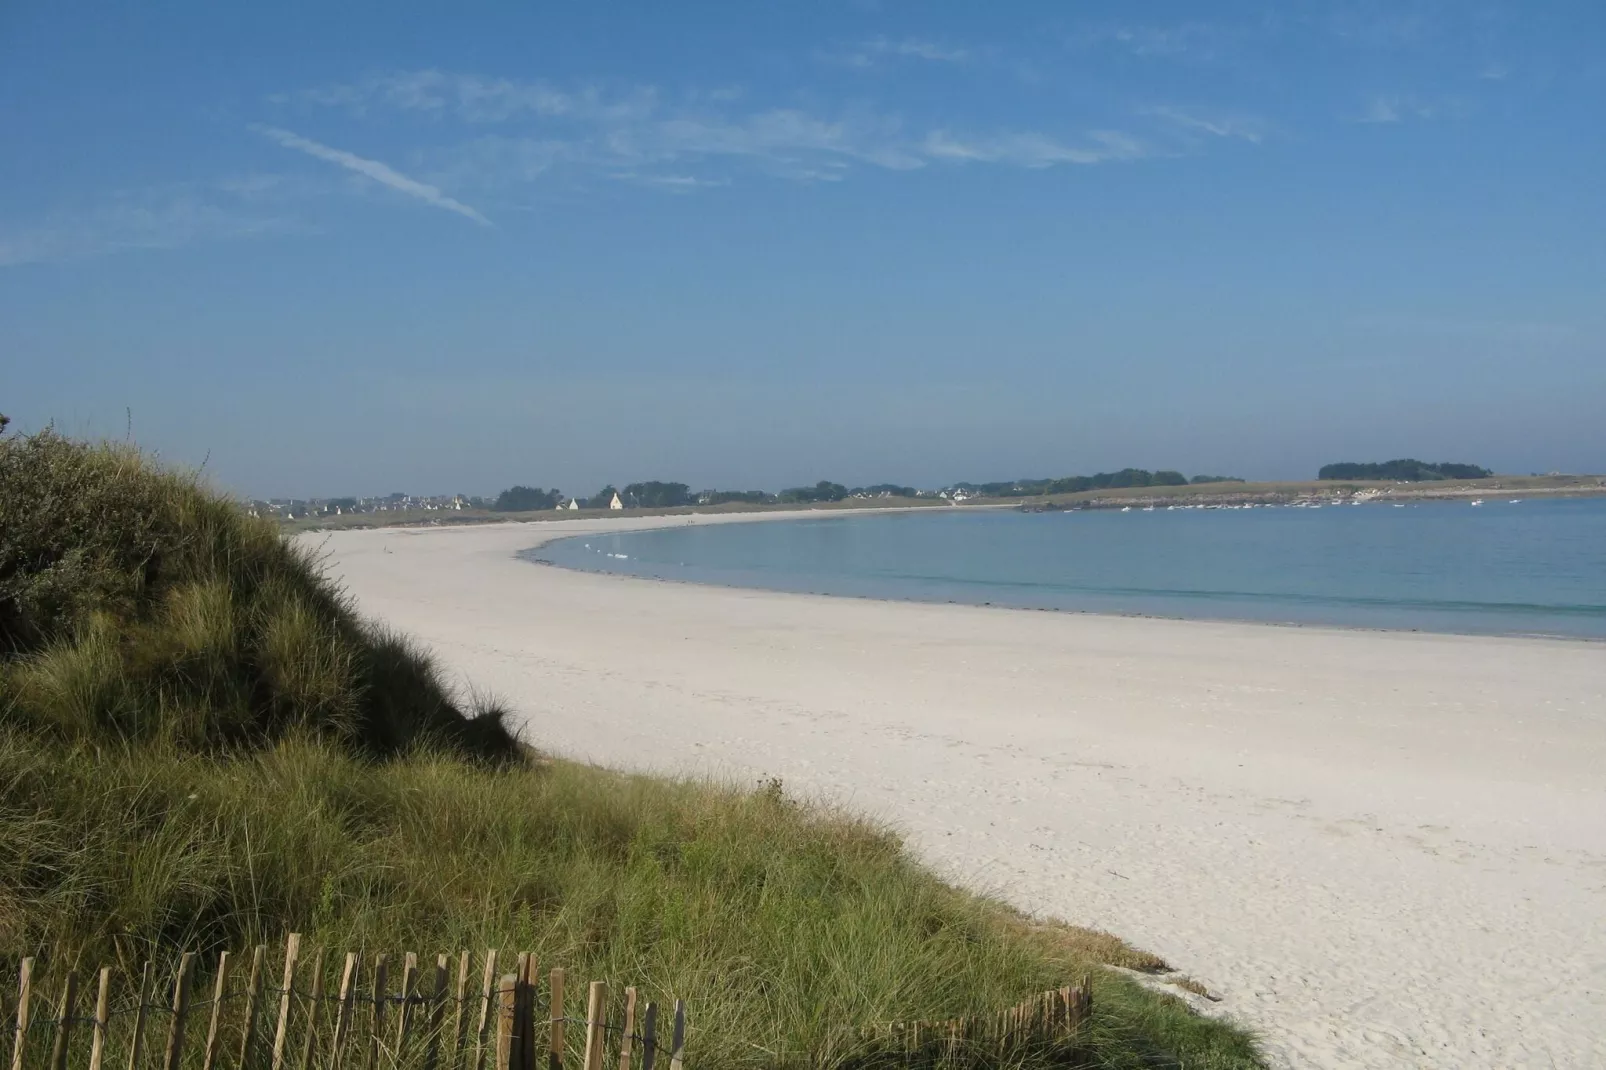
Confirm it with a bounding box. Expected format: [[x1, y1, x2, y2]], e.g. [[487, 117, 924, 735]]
[[0, 430, 1262, 1068], [0, 430, 518, 760], [0, 731, 1260, 1069]]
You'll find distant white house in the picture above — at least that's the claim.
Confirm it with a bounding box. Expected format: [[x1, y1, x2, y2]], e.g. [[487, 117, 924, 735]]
[[609, 492, 625, 511], [565, 498, 581, 511]]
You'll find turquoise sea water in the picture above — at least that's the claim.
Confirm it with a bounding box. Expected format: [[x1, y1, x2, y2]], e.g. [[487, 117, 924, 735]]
[[532, 498, 1606, 638]]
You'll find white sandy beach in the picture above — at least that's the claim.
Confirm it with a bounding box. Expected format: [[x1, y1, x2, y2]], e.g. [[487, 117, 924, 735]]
[[309, 512, 1606, 1070]]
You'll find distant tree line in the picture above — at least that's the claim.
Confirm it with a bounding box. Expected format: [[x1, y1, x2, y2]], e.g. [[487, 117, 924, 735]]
[[492, 485, 563, 511], [952, 469, 1212, 497], [622, 481, 691, 508], [487, 466, 1241, 512], [778, 481, 849, 504], [699, 489, 770, 505], [1318, 460, 1491, 482]]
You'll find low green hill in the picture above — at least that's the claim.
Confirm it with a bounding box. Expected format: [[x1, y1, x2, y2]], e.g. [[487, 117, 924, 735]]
[[0, 430, 1261, 1069]]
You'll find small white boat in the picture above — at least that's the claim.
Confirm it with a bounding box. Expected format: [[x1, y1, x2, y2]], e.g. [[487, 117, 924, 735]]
[[1121, 506, 1131, 512], [1470, 500, 1484, 506]]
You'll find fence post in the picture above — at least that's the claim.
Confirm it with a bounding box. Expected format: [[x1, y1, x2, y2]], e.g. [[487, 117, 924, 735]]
[[638, 1004, 656, 1070], [238, 948, 266, 1070], [48, 970, 79, 1070], [299, 948, 326, 1070], [394, 953, 419, 1058], [424, 954, 449, 1070], [162, 953, 196, 1070], [494, 977, 516, 1070], [580, 983, 605, 1070], [271, 935, 302, 1070], [510, 956, 529, 1070], [525, 957, 543, 1070], [472, 952, 498, 1070], [667, 1001, 683, 1070], [200, 950, 232, 1070], [10, 958, 33, 1070], [126, 961, 153, 1070], [450, 951, 470, 1070], [366, 955, 389, 1070], [530, 958, 547, 1070], [367, 957, 389, 1070], [616, 988, 636, 1070], [545, 971, 563, 1070], [88, 967, 112, 1070], [332, 953, 360, 1070]]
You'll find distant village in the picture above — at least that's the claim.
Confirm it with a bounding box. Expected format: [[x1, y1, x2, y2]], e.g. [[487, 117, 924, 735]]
[[247, 492, 487, 521], [246, 485, 961, 521], [245, 471, 1273, 520]]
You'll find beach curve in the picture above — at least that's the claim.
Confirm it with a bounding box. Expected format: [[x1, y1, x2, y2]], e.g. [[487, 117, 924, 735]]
[[307, 512, 1606, 1069]]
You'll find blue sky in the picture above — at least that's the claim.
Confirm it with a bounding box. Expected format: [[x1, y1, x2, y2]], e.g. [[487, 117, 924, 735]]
[[3, 1, 1602, 498]]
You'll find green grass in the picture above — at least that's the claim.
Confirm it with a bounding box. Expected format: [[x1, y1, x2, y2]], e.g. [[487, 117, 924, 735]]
[[0, 732, 1259, 1069], [0, 430, 1262, 1069], [0, 430, 518, 760]]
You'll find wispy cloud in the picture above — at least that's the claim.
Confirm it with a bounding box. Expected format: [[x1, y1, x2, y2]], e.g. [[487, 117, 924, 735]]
[[275, 71, 658, 126], [819, 36, 971, 69], [921, 129, 1150, 167], [280, 71, 1164, 192], [1355, 94, 1440, 123], [1069, 21, 1240, 60], [253, 124, 492, 224], [652, 108, 927, 171], [1144, 105, 1269, 143], [611, 172, 731, 193], [0, 184, 289, 267], [1322, 7, 1435, 49], [438, 108, 1148, 186]]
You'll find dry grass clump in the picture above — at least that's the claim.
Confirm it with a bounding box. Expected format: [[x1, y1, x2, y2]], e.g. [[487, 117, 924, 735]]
[[1172, 977, 1221, 1001]]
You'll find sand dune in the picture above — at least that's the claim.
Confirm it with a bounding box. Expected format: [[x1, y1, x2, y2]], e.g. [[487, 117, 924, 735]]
[[310, 513, 1606, 1070]]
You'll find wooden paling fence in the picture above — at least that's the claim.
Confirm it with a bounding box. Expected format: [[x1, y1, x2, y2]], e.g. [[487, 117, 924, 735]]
[[5, 937, 685, 1070], [859, 980, 1092, 1063]]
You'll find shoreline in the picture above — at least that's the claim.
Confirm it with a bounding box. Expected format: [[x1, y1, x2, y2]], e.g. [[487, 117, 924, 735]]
[[523, 551, 1606, 647], [309, 516, 1606, 1070], [521, 511, 1606, 645]]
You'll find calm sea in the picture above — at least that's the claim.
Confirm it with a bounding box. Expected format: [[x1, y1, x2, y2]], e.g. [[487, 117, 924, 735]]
[[532, 498, 1606, 639]]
